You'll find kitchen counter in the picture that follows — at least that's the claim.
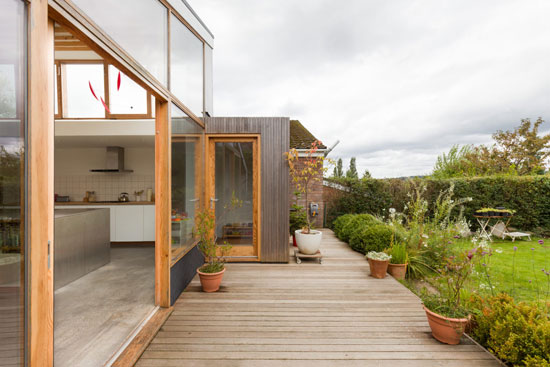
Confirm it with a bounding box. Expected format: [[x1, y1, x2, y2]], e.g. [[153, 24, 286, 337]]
[[55, 201, 155, 206], [54, 209, 110, 290]]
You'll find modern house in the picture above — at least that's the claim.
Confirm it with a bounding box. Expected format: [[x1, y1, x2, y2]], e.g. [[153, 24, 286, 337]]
[[0, 0, 295, 365]]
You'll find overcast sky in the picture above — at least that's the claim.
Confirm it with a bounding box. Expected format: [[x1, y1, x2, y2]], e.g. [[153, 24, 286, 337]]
[[189, 0, 550, 178]]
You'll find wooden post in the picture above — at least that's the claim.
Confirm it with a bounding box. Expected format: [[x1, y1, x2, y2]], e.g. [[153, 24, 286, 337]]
[[155, 100, 171, 307], [28, 1, 55, 365]]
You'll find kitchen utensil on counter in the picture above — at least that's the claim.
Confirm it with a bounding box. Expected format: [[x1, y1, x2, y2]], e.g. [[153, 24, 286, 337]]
[[133, 190, 144, 202], [146, 188, 153, 202], [84, 191, 96, 202], [56, 196, 70, 202], [118, 192, 130, 202]]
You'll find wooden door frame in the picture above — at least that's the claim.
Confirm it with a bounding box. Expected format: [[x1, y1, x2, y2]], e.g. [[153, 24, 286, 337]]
[[205, 135, 261, 262]]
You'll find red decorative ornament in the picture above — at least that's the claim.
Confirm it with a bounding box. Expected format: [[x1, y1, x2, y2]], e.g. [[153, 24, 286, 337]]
[[100, 96, 110, 114], [88, 81, 98, 100], [117, 71, 121, 91]]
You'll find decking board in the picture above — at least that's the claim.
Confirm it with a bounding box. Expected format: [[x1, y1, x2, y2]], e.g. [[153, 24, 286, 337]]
[[136, 230, 502, 366]]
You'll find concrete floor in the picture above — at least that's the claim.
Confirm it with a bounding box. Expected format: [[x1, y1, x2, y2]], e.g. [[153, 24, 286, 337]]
[[54, 246, 155, 367]]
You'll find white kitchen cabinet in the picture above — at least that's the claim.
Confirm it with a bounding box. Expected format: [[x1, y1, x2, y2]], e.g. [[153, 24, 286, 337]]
[[143, 205, 155, 241], [115, 206, 144, 242]]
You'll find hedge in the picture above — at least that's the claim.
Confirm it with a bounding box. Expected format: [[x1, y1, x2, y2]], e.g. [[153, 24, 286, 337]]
[[326, 176, 550, 234]]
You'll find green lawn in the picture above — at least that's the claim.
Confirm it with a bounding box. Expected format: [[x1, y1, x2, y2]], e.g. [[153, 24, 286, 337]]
[[452, 237, 550, 303]]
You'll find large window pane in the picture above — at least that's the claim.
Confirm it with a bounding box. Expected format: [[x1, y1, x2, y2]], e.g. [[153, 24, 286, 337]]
[[170, 15, 203, 116], [64, 63, 105, 118], [0, 0, 26, 365], [171, 104, 203, 261], [204, 45, 213, 116], [108, 65, 148, 115], [215, 142, 254, 246], [72, 0, 168, 85]]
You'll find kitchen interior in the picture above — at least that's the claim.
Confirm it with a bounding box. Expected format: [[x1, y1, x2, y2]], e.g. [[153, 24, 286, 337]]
[[53, 24, 157, 367]]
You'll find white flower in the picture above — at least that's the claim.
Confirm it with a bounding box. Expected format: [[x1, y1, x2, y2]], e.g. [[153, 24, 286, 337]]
[[422, 234, 429, 239], [389, 208, 396, 214], [495, 249, 503, 254]]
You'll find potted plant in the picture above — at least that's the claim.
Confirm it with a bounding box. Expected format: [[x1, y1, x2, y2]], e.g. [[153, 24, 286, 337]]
[[366, 251, 391, 279], [386, 242, 408, 280], [422, 249, 479, 344], [285, 141, 331, 255], [289, 191, 307, 247], [194, 208, 232, 292]]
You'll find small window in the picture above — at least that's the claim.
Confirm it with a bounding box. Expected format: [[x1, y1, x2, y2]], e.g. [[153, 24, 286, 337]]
[[108, 65, 148, 116], [64, 63, 106, 118]]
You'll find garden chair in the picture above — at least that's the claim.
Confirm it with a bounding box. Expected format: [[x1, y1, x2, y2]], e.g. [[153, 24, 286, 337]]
[[491, 221, 531, 242]]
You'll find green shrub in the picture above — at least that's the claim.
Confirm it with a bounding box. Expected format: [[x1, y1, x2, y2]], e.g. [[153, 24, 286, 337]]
[[348, 223, 395, 254], [339, 214, 380, 243], [469, 294, 550, 366], [332, 214, 354, 239]]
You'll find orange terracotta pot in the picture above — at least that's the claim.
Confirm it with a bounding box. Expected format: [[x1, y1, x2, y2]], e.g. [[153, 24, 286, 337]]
[[367, 258, 389, 279], [387, 263, 407, 280], [197, 267, 226, 293], [423, 305, 469, 345]]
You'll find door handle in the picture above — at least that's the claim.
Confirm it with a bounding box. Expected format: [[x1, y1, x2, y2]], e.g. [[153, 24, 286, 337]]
[[189, 198, 200, 202], [210, 197, 218, 209]]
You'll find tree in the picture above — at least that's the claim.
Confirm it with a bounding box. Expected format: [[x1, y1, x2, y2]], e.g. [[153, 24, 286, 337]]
[[432, 145, 476, 179], [432, 118, 550, 178], [285, 141, 331, 233], [492, 117, 550, 175], [332, 158, 344, 178], [362, 169, 372, 179], [346, 157, 358, 179]]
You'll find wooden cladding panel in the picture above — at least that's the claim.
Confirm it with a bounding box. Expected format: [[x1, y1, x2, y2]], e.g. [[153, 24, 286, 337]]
[[206, 118, 290, 263]]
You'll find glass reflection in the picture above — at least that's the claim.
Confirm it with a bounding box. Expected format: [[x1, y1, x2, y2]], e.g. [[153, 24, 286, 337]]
[[171, 104, 203, 260], [215, 142, 254, 246], [170, 15, 203, 116], [0, 0, 26, 365], [72, 0, 168, 84]]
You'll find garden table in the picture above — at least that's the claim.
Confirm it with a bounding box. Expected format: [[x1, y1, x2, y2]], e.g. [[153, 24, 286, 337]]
[[473, 215, 513, 242]]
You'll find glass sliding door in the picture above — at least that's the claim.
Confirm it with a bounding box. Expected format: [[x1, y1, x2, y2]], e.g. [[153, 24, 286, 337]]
[[171, 104, 203, 262], [0, 0, 27, 365], [207, 137, 259, 259]]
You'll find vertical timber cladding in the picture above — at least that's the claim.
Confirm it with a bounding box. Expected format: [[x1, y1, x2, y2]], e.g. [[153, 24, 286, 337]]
[[206, 117, 290, 263]]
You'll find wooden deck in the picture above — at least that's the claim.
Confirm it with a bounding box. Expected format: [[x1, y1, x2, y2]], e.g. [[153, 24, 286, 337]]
[[136, 229, 502, 367]]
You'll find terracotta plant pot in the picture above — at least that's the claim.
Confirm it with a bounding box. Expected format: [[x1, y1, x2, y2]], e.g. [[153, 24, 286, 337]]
[[367, 258, 389, 279], [292, 234, 297, 247], [423, 305, 469, 345], [387, 263, 407, 280], [197, 267, 226, 293]]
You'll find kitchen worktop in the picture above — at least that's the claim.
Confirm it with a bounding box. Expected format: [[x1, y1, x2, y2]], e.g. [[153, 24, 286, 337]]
[[55, 201, 155, 206]]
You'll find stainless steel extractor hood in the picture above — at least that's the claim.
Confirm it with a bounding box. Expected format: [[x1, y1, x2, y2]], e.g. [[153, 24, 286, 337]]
[[90, 146, 134, 173]]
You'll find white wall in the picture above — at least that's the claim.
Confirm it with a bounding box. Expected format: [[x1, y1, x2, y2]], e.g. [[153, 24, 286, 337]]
[[55, 147, 154, 202]]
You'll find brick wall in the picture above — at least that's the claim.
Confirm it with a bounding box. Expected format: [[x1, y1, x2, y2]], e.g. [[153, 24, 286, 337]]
[[289, 157, 325, 228]]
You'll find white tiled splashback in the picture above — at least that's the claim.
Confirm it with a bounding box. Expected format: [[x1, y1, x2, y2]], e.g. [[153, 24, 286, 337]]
[[55, 174, 154, 202]]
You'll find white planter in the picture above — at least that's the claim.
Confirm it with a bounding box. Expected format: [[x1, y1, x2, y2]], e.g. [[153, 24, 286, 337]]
[[295, 229, 323, 255]]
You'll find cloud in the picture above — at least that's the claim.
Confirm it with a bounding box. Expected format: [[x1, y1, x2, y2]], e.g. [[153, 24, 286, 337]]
[[189, 0, 550, 177]]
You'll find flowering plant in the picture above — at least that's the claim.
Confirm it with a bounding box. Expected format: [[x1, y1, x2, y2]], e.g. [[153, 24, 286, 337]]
[[422, 248, 481, 318], [366, 251, 392, 261]]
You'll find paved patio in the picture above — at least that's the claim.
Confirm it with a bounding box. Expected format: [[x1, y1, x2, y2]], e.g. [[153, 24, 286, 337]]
[[136, 229, 501, 366]]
